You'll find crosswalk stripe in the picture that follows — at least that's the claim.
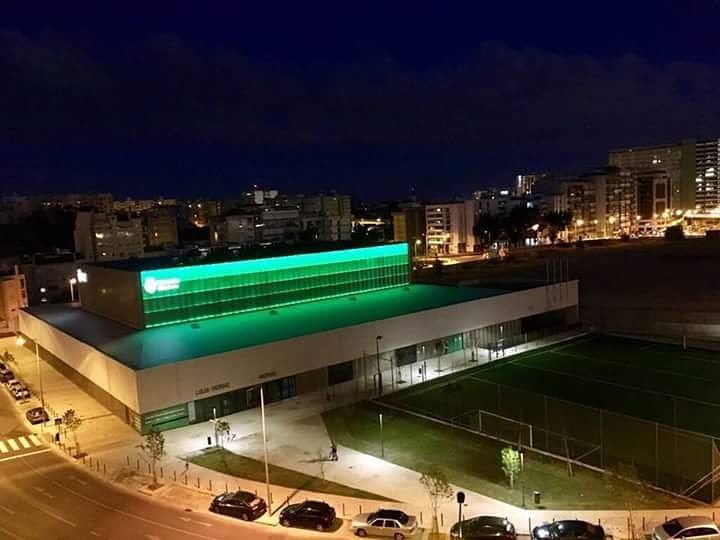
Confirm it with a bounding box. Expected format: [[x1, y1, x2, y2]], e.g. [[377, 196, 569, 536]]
[[18, 437, 30, 449], [29, 435, 41, 446], [7, 439, 18, 451], [0, 441, 7, 453]]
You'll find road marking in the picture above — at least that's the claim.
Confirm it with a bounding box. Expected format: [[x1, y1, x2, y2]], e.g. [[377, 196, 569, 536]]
[[178, 516, 191, 522], [0, 441, 7, 453], [69, 475, 88, 486], [29, 434, 41, 446], [193, 520, 212, 528], [38, 506, 76, 527], [7, 439, 18, 451], [18, 437, 30, 449], [90, 531, 101, 537], [0, 504, 15, 515], [0, 523, 23, 540], [0, 448, 51, 463], [32, 486, 53, 499], [145, 536, 161, 540]]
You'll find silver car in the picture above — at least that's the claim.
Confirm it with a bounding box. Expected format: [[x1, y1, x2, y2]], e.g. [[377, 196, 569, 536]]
[[653, 517, 720, 540], [351, 509, 417, 540]]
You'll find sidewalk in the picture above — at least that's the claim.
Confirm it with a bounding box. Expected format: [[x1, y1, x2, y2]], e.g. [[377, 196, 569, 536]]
[[1, 334, 710, 538]]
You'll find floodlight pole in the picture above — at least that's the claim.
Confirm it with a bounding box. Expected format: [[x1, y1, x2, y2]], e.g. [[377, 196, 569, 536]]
[[260, 386, 272, 514], [375, 335, 383, 396]]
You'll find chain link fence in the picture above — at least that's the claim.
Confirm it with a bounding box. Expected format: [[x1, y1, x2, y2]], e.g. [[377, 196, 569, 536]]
[[396, 377, 720, 503]]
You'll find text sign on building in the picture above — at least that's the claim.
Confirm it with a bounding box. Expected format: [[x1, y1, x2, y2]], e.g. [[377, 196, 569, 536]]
[[142, 276, 181, 295]]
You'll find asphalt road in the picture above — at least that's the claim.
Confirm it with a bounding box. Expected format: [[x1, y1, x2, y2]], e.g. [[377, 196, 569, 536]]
[[0, 390, 345, 540]]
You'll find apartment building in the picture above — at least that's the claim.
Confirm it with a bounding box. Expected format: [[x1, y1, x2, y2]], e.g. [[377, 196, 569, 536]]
[[425, 201, 478, 255], [74, 210, 144, 261], [143, 207, 179, 248], [0, 270, 28, 334]]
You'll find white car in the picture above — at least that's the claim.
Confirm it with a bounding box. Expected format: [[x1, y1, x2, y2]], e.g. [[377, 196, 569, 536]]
[[351, 509, 417, 540], [653, 517, 720, 540]]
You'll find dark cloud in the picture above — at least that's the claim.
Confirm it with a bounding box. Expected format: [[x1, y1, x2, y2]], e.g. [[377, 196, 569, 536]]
[[2, 32, 720, 197]]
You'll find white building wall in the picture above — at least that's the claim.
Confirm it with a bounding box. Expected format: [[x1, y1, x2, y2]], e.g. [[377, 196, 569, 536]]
[[18, 310, 140, 412], [135, 282, 578, 413]]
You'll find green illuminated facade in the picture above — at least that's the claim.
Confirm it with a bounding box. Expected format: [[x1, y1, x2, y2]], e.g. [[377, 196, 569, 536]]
[[139, 244, 410, 327]]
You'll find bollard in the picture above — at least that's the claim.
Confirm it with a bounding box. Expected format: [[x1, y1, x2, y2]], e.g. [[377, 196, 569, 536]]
[[160, 467, 163, 479], [342, 503, 346, 516], [420, 512, 423, 525], [642, 517, 645, 531], [529, 518, 532, 535], [147, 463, 151, 474], [103, 463, 106, 475], [82, 455, 86, 465], [254, 489, 257, 496], [126, 456, 130, 466], [441, 513, 444, 527], [196, 476, 200, 489], [96, 460, 100, 472], [225, 482, 228, 493], [89, 457, 93, 467], [173, 470, 177, 482], [209, 479, 212, 492], [137, 459, 140, 471], [184, 473, 188, 485]]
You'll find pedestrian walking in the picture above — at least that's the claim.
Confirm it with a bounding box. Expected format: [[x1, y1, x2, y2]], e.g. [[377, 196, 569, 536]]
[[330, 442, 338, 461]]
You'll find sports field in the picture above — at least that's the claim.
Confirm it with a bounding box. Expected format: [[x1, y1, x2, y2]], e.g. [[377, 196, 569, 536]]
[[387, 334, 720, 438]]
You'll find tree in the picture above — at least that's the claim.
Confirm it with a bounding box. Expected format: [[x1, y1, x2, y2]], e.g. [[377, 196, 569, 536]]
[[137, 428, 166, 487], [419, 465, 454, 533], [215, 419, 231, 448], [62, 409, 82, 456], [501, 447, 522, 489], [544, 211, 573, 244]]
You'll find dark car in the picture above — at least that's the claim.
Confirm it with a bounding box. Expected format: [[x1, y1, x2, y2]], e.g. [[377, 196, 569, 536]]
[[450, 516, 516, 540], [0, 370, 14, 383], [26, 407, 49, 425], [209, 490, 266, 521], [533, 521, 605, 540], [279, 500, 336, 531]]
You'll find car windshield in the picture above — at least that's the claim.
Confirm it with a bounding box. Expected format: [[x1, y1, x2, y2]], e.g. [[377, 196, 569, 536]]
[[663, 521, 684, 537]]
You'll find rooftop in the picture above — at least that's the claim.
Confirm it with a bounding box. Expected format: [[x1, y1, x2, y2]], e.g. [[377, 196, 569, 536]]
[[25, 284, 508, 370], [94, 241, 401, 272]]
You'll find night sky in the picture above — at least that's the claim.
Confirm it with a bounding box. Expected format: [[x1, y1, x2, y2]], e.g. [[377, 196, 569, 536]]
[[3, 1, 720, 200]]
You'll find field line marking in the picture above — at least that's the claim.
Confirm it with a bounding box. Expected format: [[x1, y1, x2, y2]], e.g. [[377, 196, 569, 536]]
[[0, 523, 23, 540]]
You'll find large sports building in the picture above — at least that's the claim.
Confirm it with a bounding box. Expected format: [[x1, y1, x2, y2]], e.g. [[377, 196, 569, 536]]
[[18, 244, 579, 433]]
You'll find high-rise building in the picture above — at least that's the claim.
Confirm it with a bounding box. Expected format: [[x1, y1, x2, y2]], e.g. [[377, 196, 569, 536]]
[[74, 210, 144, 261], [634, 169, 671, 221], [515, 173, 549, 196], [425, 201, 478, 255], [694, 139, 720, 212]]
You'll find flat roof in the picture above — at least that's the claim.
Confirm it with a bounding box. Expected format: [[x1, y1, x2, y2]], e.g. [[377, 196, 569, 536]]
[[25, 284, 508, 370]]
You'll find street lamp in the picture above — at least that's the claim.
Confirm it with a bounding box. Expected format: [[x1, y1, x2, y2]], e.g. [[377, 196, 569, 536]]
[[414, 238, 422, 259], [259, 385, 272, 514], [375, 335, 383, 396], [15, 335, 45, 426], [69, 277, 78, 303]]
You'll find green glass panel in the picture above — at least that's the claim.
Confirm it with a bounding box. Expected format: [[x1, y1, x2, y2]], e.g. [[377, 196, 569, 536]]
[[140, 244, 410, 327]]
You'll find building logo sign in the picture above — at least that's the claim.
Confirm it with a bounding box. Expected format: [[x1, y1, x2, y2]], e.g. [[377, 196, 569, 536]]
[[143, 277, 181, 295]]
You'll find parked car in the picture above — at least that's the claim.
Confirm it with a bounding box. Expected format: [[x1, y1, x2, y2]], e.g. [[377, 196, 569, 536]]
[[532, 521, 605, 540], [209, 490, 266, 521], [653, 517, 720, 540], [26, 407, 49, 425], [279, 500, 336, 531], [352, 509, 418, 539], [450, 516, 516, 540], [0, 370, 14, 383], [12, 385, 30, 400], [6, 379, 22, 391]]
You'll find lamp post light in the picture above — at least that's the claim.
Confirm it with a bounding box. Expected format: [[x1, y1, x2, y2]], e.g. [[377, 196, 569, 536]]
[[69, 277, 78, 303], [414, 238, 422, 259], [15, 335, 45, 429], [375, 335, 383, 396]]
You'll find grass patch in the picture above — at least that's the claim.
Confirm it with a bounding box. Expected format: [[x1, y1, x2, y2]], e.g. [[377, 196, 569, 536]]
[[323, 401, 690, 510], [186, 447, 394, 501]]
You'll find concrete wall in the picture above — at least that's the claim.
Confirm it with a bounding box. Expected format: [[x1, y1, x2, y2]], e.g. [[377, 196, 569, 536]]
[[77, 265, 143, 329], [18, 310, 140, 412], [136, 282, 578, 414]]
